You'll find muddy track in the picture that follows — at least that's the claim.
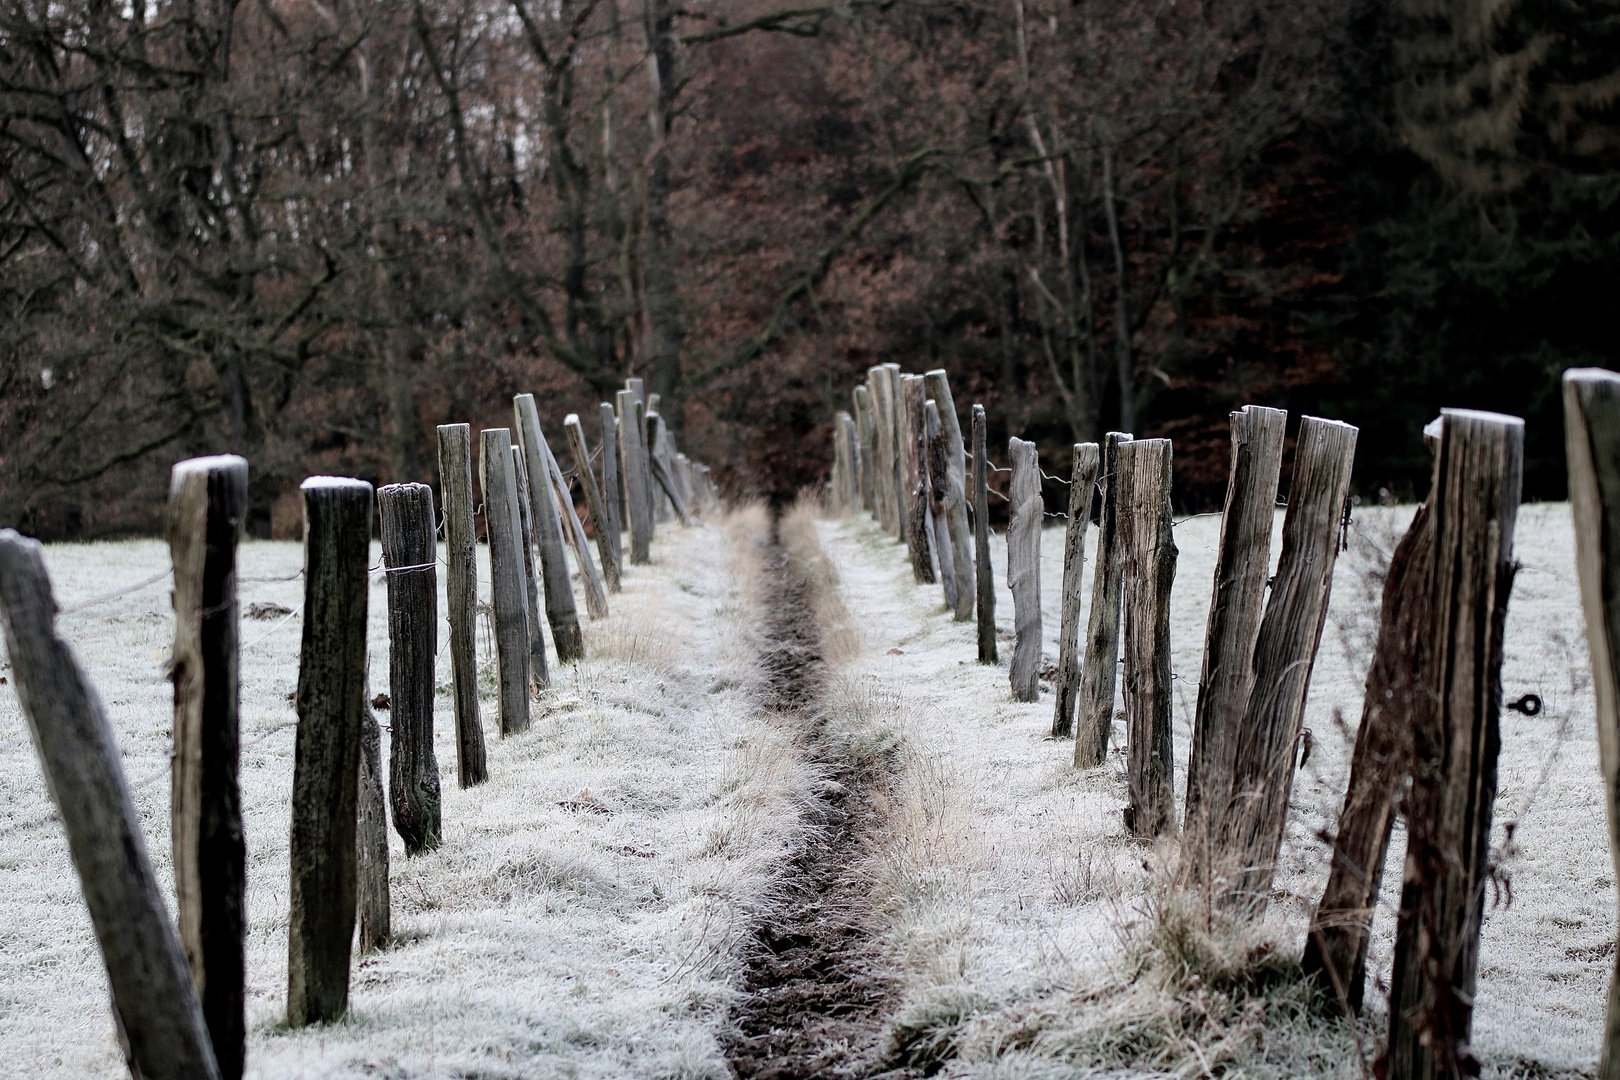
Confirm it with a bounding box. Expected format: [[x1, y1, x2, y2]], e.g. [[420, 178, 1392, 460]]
[[724, 522, 898, 1080]]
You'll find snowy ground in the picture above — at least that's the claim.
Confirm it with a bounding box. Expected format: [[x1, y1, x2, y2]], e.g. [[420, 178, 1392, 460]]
[[0, 505, 821, 1079], [815, 500, 1607, 1078]]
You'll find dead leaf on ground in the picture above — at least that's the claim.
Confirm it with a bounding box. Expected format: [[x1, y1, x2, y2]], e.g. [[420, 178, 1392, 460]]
[[371, 693, 391, 710], [887, 647, 905, 655], [246, 601, 294, 620]]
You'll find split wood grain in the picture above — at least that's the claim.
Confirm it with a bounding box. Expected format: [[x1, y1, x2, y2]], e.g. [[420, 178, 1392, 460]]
[[378, 483, 442, 855], [900, 374, 935, 584], [511, 445, 552, 689], [925, 370, 976, 621], [567, 413, 621, 592], [1051, 443, 1100, 738], [598, 403, 625, 571], [480, 428, 532, 735], [356, 684, 390, 955], [515, 394, 585, 659], [973, 405, 997, 664], [436, 424, 487, 787], [1074, 432, 1132, 768], [865, 370, 892, 533], [1007, 437, 1043, 703]]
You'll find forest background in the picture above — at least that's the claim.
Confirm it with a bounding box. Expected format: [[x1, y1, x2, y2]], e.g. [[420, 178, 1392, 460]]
[[0, 0, 1615, 538]]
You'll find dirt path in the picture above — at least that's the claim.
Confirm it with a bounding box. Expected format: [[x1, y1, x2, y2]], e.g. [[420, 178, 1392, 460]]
[[724, 524, 899, 1080]]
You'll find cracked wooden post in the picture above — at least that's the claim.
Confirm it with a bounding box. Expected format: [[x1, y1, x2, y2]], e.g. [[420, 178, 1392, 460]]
[[0, 531, 221, 1080], [1116, 439, 1177, 836], [973, 404, 997, 664], [925, 370, 975, 621], [515, 394, 586, 659], [618, 391, 652, 564], [1051, 443, 1100, 738], [567, 413, 620, 592], [1074, 432, 1132, 768], [511, 445, 551, 689], [1007, 437, 1043, 702], [287, 476, 372, 1027], [378, 482, 442, 855], [541, 424, 608, 618], [1385, 409, 1520, 1080], [927, 401, 958, 609], [1219, 416, 1357, 913], [1563, 370, 1620, 1080], [598, 403, 625, 571], [1183, 405, 1287, 884], [356, 679, 390, 955], [900, 374, 935, 584], [166, 454, 247, 1080], [437, 424, 487, 787], [480, 428, 532, 735]]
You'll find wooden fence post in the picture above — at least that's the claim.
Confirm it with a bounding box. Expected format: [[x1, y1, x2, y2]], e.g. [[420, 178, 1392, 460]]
[[480, 428, 533, 734], [566, 413, 620, 592], [1219, 416, 1357, 913], [356, 680, 390, 955], [377, 483, 442, 855], [1051, 443, 1100, 738], [854, 386, 873, 512], [625, 378, 657, 539], [618, 391, 652, 563], [865, 369, 893, 533], [511, 445, 552, 689], [676, 453, 696, 514], [287, 476, 372, 1027], [1074, 432, 1132, 768], [1116, 439, 1177, 836], [1563, 370, 1620, 1079], [0, 531, 222, 1079], [540, 425, 609, 618], [598, 403, 625, 570], [900, 374, 935, 584], [1385, 409, 1521, 1080], [886, 364, 907, 539], [165, 454, 248, 1080], [436, 424, 487, 787], [838, 410, 858, 514], [925, 370, 976, 622], [926, 401, 958, 608], [647, 412, 693, 524], [974, 404, 997, 664], [514, 394, 586, 660], [1007, 437, 1043, 702], [1183, 406, 1287, 883]]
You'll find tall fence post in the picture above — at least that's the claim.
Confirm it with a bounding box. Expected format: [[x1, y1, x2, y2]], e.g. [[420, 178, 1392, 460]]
[[287, 476, 372, 1027], [1563, 369, 1620, 1079], [626, 378, 659, 536], [598, 403, 625, 571], [1075, 431, 1132, 768], [925, 370, 976, 622], [900, 374, 935, 584], [515, 394, 586, 660], [567, 413, 620, 593], [436, 424, 487, 787], [843, 411, 861, 514], [1219, 416, 1357, 913], [1183, 406, 1287, 884], [1116, 439, 1177, 836], [618, 391, 652, 563], [866, 368, 894, 534], [1051, 443, 1100, 738], [378, 483, 442, 855], [511, 445, 552, 689], [926, 400, 958, 609], [1385, 409, 1520, 1080], [1007, 437, 1042, 702], [165, 454, 248, 1080], [886, 364, 906, 540], [833, 411, 853, 514], [0, 532, 222, 1079], [973, 404, 997, 664], [480, 428, 533, 734]]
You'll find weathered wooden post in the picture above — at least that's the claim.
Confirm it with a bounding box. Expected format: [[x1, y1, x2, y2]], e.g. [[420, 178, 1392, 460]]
[[514, 394, 585, 660], [566, 412, 620, 592], [1563, 370, 1620, 1079], [1007, 437, 1043, 702], [1385, 409, 1520, 1080], [618, 391, 652, 563], [540, 425, 608, 618], [480, 428, 532, 735], [598, 403, 625, 569], [1219, 416, 1357, 913], [886, 363, 907, 538], [436, 424, 487, 787], [0, 532, 222, 1079], [1051, 443, 1100, 738], [511, 445, 551, 689], [287, 476, 372, 1027], [1115, 439, 1177, 836], [377, 483, 442, 855], [647, 412, 693, 524], [926, 401, 958, 608], [925, 370, 975, 622], [853, 388, 872, 513], [973, 405, 997, 664], [356, 680, 390, 955], [900, 374, 935, 583], [676, 453, 697, 516], [165, 454, 247, 1080], [865, 369, 893, 533], [1074, 432, 1132, 768], [1182, 406, 1287, 883], [625, 377, 657, 537], [834, 410, 855, 514]]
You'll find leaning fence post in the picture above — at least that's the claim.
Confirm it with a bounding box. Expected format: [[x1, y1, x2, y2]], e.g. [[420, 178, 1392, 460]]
[[900, 374, 935, 584], [480, 429, 533, 734], [165, 454, 248, 1080], [1385, 409, 1520, 1080], [927, 400, 959, 609], [647, 412, 693, 526], [541, 425, 609, 617], [1563, 369, 1620, 1079], [436, 423, 487, 787], [973, 404, 997, 664], [1051, 443, 1100, 738], [511, 445, 552, 689], [567, 413, 620, 592], [1219, 416, 1357, 913], [1007, 437, 1043, 702], [0, 532, 222, 1079], [377, 483, 442, 855], [1116, 439, 1177, 836], [925, 370, 976, 622], [1074, 432, 1132, 768], [1183, 406, 1286, 883], [515, 394, 586, 660], [599, 403, 625, 571], [287, 476, 372, 1027]]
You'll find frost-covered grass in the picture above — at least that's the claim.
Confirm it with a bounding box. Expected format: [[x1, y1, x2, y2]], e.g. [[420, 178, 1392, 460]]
[[0, 504, 823, 1079], [816, 501, 1607, 1079]]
